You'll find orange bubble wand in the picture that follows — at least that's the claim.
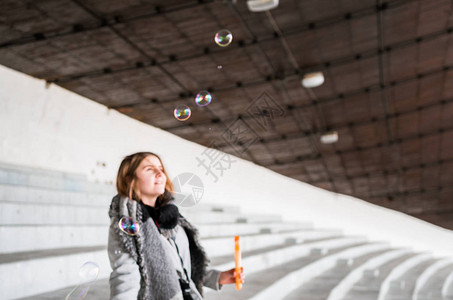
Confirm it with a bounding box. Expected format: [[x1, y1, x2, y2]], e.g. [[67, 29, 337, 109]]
[[234, 235, 242, 290]]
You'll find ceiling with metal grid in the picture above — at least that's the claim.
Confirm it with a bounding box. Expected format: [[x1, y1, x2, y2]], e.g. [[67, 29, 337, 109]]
[[1, 0, 453, 229]]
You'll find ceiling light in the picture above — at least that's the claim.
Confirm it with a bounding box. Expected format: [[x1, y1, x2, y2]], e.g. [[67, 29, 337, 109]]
[[320, 131, 338, 144], [301, 72, 325, 88], [247, 0, 279, 12]]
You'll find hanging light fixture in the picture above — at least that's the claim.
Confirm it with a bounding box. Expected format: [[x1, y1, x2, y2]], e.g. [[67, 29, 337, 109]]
[[301, 72, 325, 88], [320, 131, 338, 144], [247, 0, 279, 12]]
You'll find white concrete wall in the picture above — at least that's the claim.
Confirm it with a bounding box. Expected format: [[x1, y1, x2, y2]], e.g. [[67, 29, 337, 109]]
[[1, 64, 452, 257]]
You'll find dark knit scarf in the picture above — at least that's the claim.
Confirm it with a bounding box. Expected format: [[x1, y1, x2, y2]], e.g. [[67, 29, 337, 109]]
[[108, 195, 209, 299]]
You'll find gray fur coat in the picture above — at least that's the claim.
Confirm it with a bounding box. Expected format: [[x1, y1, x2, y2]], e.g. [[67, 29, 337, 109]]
[[108, 195, 218, 300]]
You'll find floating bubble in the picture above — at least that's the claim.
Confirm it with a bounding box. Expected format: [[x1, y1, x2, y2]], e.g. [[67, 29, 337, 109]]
[[65, 285, 89, 300], [79, 262, 100, 281], [174, 105, 191, 121], [195, 91, 212, 107], [217, 65, 223, 69], [65, 262, 99, 300], [119, 217, 140, 236], [215, 29, 233, 47], [114, 250, 122, 255]]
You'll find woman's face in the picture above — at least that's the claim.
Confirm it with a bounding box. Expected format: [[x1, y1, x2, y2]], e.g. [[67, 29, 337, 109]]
[[135, 155, 167, 199]]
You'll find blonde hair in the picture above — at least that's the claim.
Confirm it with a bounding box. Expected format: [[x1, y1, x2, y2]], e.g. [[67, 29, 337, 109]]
[[116, 152, 174, 206]]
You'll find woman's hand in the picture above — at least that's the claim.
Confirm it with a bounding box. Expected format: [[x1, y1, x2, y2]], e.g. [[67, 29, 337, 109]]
[[218, 267, 245, 285]]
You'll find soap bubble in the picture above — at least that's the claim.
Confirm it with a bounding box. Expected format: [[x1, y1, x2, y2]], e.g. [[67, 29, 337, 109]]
[[119, 217, 140, 236], [215, 29, 233, 47], [65, 286, 89, 300], [65, 262, 99, 300], [174, 105, 191, 121], [79, 262, 100, 281], [195, 91, 212, 107]]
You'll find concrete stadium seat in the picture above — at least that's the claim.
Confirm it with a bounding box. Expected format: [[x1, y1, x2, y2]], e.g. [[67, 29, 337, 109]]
[[3, 162, 452, 300]]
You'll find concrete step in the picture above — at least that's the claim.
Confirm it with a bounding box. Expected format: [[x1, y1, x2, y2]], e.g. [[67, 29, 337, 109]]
[[208, 236, 367, 269], [0, 200, 288, 253], [328, 249, 414, 300], [13, 244, 452, 300], [0, 246, 110, 300], [0, 183, 112, 207], [413, 258, 453, 300], [0, 224, 109, 253], [443, 270, 453, 299], [202, 228, 343, 257], [283, 249, 393, 300], [17, 278, 110, 300], [376, 253, 433, 300], [0, 221, 310, 254], [2, 201, 282, 225], [208, 254, 329, 300], [205, 241, 386, 300], [182, 210, 282, 224], [246, 242, 391, 300], [12, 237, 366, 300], [0, 162, 113, 194], [383, 257, 439, 300], [196, 221, 312, 238], [179, 203, 242, 214], [0, 202, 110, 225], [0, 183, 241, 215]]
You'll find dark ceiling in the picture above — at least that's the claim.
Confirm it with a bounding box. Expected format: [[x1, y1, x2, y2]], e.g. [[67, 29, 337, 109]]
[[1, 0, 453, 229]]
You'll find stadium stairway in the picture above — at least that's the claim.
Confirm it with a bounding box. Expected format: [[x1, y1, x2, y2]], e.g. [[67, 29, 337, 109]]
[[1, 163, 452, 300]]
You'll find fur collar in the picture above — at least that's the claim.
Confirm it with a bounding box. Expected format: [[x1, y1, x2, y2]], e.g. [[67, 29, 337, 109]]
[[141, 202, 180, 230], [109, 195, 208, 298]]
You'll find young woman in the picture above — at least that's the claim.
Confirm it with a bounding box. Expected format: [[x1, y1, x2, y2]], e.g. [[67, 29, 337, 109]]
[[108, 152, 244, 300]]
